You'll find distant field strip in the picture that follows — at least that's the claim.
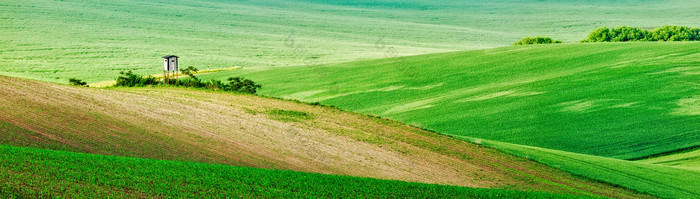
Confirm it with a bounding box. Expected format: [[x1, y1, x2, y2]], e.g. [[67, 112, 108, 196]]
[[3, 0, 700, 83]]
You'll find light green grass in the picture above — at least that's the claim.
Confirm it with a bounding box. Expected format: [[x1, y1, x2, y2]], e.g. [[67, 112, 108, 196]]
[[0, 145, 601, 199], [454, 137, 700, 199], [3, 0, 700, 83], [200, 42, 700, 160], [637, 148, 700, 172]]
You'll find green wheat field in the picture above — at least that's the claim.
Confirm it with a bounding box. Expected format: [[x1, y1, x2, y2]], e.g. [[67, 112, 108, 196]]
[[1, 0, 698, 198]]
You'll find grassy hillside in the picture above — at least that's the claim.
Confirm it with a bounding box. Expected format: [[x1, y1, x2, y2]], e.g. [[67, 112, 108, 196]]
[[455, 137, 700, 199], [200, 42, 699, 160], [637, 148, 700, 172], [198, 42, 700, 198], [0, 145, 607, 199], [3, 0, 700, 83], [0, 76, 649, 198]]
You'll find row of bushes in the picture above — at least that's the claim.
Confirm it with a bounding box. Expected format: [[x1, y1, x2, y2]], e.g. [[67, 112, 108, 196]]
[[581, 25, 700, 42], [514, 25, 700, 45], [111, 67, 262, 94], [513, 37, 562, 45]]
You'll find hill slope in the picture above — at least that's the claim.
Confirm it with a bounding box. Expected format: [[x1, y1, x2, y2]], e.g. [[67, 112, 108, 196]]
[[198, 42, 700, 198], [200, 42, 700, 160], [637, 148, 700, 172], [0, 145, 604, 198], [3, 0, 700, 83], [0, 76, 649, 198]]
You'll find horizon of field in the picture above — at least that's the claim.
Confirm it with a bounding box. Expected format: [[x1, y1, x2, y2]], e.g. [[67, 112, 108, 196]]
[[3, 0, 700, 84]]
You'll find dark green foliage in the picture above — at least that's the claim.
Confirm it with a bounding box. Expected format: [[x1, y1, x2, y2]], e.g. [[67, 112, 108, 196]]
[[513, 37, 562, 45], [68, 78, 88, 87], [610, 26, 649, 42], [113, 68, 261, 94], [582, 27, 612, 42], [175, 66, 203, 87], [650, 25, 700, 41], [179, 66, 199, 77], [114, 70, 159, 87], [225, 77, 262, 94], [582, 25, 700, 42], [204, 79, 225, 91], [0, 145, 599, 198]]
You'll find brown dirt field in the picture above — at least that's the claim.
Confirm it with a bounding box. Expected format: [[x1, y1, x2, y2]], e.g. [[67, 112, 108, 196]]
[[0, 76, 653, 198]]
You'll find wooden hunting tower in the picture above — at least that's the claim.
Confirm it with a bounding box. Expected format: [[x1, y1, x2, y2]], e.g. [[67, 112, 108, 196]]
[[163, 55, 178, 71], [163, 55, 178, 84]]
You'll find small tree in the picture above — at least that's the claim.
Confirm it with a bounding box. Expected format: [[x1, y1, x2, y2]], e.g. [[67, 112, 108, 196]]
[[180, 66, 199, 78], [226, 77, 262, 94], [581, 27, 611, 42], [178, 66, 201, 87], [114, 70, 158, 87], [68, 78, 88, 87]]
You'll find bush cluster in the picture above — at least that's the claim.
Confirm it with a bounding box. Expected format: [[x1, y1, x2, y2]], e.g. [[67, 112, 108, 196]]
[[114, 70, 159, 87], [68, 78, 88, 87], [582, 25, 700, 42], [513, 37, 562, 45], [112, 67, 262, 94]]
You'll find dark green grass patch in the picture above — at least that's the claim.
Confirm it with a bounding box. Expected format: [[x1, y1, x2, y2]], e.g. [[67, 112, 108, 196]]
[[0, 145, 600, 198], [266, 109, 315, 122]]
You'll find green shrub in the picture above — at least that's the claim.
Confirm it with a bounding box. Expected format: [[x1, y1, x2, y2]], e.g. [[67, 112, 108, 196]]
[[204, 79, 225, 91], [68, 78, 88, 87], [610, 26, 649, 42], [650, 25, 700, 41], [513, 37, 562, 45], [225, 77, 262, 94], [581, 27, 612, 42], [582, 25, 700, 42], [113, 68, 262, 95], [114, 70, 159, 87]]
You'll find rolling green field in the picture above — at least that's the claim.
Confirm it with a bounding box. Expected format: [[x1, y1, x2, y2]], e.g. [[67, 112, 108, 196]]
[[3, 0, 700, 84], [637, 148, 700, 172], [199, 42, 700, 160], [0, 145, 602, 198], [1, 76, 651, 198], [199, 42, 700, 198], [3, 0, 700, 198], [456, 137, 700, 199]]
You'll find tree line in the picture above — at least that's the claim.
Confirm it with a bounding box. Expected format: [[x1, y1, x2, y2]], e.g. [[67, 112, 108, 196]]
[[68, 66, 261, 94], [581, 25, 700, 42], [112, 67, 262, 94], [514, 25, 700, 45], [513, 37, 562, 45]]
